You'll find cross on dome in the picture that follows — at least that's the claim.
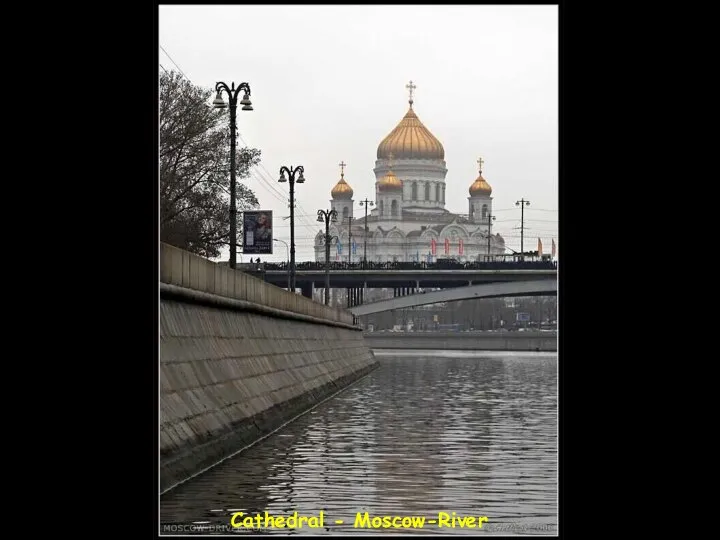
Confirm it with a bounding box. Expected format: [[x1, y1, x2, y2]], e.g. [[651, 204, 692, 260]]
[[406, 80, 416, 107]]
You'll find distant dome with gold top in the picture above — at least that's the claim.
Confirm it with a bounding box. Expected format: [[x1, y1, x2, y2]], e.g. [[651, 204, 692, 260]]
[[331, 161, 353, 199], [376, 81, 445, 161], [376, 153, 403, 192], [377, 170, 403, 192], [469, 157, 492, 196]]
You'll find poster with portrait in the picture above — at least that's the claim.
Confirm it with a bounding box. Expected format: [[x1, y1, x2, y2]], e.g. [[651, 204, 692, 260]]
[[242, 211, 273, 254]]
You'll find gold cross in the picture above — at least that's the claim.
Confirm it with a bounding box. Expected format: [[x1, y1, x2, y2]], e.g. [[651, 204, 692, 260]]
[[477, 157, 484, 172], [406, 80, 416, 103], [339, 160, 346, 178]]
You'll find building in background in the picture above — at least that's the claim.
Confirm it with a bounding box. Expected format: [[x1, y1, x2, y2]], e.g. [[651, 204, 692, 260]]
[[315, 83, 505, 263]]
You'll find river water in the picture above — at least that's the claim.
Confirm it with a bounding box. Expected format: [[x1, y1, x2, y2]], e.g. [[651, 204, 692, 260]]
[[160, 351, 558, 535]]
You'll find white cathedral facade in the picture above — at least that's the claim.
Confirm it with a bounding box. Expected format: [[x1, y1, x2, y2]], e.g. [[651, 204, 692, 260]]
[[314, 82, 505, 264]]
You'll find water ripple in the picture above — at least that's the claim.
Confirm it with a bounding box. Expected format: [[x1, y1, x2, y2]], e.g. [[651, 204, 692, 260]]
[[161, 353, 557, 535]]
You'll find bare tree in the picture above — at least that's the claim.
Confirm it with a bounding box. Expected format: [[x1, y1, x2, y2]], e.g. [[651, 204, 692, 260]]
[[160, 70, 261, 258]]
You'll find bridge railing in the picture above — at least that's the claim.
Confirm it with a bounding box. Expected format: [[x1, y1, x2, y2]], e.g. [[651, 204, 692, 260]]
[[262, 260, 558, 272], [160, 243, 354, 325]]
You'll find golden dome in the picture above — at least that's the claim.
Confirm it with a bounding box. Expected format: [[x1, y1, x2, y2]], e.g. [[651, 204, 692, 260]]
[[469, 172, 492, 196], [377, 170, 403, 192], [331, 175, 353, 199], [377, 103, 445, 161]]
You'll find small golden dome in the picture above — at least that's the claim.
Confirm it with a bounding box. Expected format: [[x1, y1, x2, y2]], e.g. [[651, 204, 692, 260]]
[[377, 104, 445, 161], [377, 170, 403, 192], [469, 173, 492, 196], [331, 175, 353, 199]]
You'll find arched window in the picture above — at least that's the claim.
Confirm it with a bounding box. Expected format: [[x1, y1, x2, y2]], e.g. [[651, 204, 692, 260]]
[[412, 182, 418, 200], [424, 182, 430, 201], [435, 183, 440, 201], [391, 199, 398, 217], [482, 204, 488, 220], [469, 205, 474, 220], [379, 200, 384, 216], [343, 206, 349, 220]]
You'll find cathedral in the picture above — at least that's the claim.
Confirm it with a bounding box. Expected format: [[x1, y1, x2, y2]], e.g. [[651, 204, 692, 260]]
[[314, 81, 505, 264]]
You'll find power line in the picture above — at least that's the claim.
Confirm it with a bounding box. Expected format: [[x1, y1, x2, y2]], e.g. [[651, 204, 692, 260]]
[[159, 45, 189, 80]]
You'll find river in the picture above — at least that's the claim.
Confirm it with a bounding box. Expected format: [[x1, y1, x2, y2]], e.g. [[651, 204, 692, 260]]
[[160, 350, 558, 535]]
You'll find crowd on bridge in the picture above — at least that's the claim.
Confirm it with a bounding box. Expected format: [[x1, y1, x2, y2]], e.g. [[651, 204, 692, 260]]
[[261, 260, 558, 272]]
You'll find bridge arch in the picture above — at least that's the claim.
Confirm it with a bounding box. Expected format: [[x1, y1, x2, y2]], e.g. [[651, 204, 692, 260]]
[[349, 279, 557, 316]]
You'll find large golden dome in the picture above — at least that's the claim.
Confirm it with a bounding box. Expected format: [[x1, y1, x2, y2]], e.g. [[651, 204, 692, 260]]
[[377, 100, 445, 161], [331, 174, 353, 199], [469, 171, 492, 196], [377, 170, 403, 192]]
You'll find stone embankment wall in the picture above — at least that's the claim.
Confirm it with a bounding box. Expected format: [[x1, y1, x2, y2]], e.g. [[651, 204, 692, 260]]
[[160, 243, 377, 493]]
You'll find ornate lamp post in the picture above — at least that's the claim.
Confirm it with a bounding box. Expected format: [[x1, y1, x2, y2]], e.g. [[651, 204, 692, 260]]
[[359, 198, 374, 268], [212, 81, 253, 269], [278, 165, 305, 291], [317, 209, 338, 305]]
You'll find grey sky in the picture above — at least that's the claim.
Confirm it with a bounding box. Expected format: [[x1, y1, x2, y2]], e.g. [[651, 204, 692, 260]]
[[159, 5, 558, 262]]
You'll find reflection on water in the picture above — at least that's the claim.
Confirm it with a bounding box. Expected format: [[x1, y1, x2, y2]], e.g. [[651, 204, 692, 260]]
[[161, 353, 557, 535]]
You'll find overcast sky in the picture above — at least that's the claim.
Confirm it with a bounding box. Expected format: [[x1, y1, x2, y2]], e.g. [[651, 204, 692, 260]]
[[159, 5, 558, 262]]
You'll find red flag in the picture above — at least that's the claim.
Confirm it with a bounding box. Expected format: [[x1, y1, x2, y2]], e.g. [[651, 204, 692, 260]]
[[431, 238, 437, 255], [552, 239, 556, 258], [459, 238, 464, 255], [538, 238, 543, 256], [444, 238, 450, 255]]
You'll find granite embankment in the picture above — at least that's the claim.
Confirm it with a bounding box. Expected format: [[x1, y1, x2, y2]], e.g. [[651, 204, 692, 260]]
[[363, 331, 557, 351], [160, 243, 378, 493]]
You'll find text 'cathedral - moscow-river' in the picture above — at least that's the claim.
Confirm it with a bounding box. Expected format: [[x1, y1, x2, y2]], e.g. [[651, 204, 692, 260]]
[[314, 81, 506, 264]]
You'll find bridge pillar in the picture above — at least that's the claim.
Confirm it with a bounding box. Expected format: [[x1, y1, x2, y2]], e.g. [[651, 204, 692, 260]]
[[301, 283, 313, 299], [416, 280, 420, 290]]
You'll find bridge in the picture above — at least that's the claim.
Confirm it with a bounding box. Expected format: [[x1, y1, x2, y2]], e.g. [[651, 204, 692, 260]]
[[251, 260, 557, 295], [349, 278, 557, 316]]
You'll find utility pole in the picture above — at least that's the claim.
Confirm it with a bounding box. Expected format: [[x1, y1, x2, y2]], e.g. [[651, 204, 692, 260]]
[[348, 214, 352, 264], [487, 213, 496, 260], [515, 198, 530, 258]]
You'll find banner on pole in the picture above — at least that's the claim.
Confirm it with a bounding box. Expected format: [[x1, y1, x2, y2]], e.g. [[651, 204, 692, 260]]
[[242, 211, 273, 254]]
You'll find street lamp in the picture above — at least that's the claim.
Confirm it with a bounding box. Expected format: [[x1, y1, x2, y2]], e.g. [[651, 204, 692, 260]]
[[359, 198, 374, 268], [317, 209, 338, 305], [278, 165, 305, 291], [213, 81, 253, 270], [273, 238, 290, 290], [515, 198, 530, 259]]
